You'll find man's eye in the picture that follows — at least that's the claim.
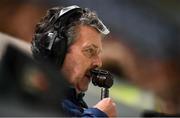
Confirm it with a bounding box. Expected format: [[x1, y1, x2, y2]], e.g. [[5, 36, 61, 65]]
[[86, 48, 94, 54], [82, 48, 96, 58]]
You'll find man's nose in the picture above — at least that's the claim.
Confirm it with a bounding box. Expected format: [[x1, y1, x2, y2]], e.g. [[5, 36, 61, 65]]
[[92, 55, 102, 68]]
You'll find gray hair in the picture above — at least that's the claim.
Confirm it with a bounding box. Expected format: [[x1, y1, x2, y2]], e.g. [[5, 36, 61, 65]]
[[66, 8, 106, 46]]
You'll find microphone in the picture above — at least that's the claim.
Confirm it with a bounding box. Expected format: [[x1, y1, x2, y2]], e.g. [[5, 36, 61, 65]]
[[90, 69, 113, 99]]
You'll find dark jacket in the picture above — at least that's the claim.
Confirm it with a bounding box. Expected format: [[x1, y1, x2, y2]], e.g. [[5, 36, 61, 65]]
[[61, 88, 108, 117]]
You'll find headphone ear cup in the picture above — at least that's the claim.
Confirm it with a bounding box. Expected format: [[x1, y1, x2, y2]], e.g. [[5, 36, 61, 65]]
[[32, 30, 67, 68], [32, 32, 55, 62], [51, 36, 67, 67]]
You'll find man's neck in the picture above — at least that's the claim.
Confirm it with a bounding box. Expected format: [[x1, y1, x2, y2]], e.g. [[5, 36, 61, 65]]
[[75, 88, 79, 94]]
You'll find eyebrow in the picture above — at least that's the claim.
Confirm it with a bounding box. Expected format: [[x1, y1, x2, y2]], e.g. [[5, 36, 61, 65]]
[[84, 44, 102, 53]]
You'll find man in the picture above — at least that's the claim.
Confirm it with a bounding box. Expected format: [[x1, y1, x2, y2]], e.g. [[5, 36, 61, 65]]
[[31, 5, 117, 117]]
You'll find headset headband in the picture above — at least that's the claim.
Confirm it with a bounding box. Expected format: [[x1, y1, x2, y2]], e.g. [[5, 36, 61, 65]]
[[57, 5, 110, 35]]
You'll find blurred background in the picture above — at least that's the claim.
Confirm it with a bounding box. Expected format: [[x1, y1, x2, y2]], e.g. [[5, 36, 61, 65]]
[[0, 0, 180, 117]]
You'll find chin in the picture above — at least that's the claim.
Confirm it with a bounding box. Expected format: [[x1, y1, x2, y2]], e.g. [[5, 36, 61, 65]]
[[77, 85, 89, 93], [80, 86, 89, 92]]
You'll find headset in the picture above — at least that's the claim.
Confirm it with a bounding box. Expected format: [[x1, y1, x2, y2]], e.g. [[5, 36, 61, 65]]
[[31, 5, 109, 68], [31, 5, 83, 67]]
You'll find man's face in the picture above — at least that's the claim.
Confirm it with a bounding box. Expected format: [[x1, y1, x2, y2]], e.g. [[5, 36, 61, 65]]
[[61, 25, 103, 93]]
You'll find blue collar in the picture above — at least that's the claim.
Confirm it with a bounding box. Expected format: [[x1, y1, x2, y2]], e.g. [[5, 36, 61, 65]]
[[65, 87, 88, 108]]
